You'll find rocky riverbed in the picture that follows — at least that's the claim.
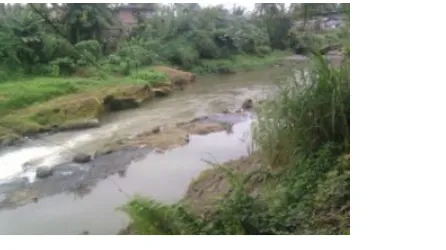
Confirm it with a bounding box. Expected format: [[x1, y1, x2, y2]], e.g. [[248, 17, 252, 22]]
[[0, 109, 254, 211]]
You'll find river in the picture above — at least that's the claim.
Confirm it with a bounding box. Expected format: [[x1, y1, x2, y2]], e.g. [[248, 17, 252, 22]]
[[0, 67, 289, 235]]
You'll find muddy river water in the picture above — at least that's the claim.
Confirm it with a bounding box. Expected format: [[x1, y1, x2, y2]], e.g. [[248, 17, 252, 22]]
[[0, 67, 289, 234]]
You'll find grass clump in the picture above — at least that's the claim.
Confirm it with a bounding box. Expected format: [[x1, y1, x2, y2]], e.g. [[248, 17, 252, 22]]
[[122, 42, 350, 235], [255, 52, 350, 167], [131, 70, 170, 87]]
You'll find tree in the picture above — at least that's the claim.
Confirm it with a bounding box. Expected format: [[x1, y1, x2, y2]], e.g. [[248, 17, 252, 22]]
[[58, 3, 116, 44], [254, 3, 290, 49]]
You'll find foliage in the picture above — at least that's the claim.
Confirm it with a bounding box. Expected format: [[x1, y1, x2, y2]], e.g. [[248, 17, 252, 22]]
[[0, 3, 347, 79], [0, 2, 351, 234], [75, 40, 102, 60]]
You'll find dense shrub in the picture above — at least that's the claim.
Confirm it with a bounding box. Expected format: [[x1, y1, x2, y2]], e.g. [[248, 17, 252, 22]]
[[189, 30, 220, 59], [50, 57, 76, 76], [74, 40, 102, 60], [117, 44, 153, 68], [41, 34, 79, 61]]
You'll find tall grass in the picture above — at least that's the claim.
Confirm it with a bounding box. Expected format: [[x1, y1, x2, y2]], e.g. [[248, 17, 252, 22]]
[[122, 45, 350, 235], [255, 52, 350, 167]]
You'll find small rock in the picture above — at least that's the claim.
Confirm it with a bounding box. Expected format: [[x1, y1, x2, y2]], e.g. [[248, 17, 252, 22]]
[[81, 230, 89, 235], [221, 109, 230, 114], [60, 118, 100, 131], [36, 167, 53, 179], [241, 99, 253, 110], [73, 153, 92, 163], [151, 126, 161, 134]]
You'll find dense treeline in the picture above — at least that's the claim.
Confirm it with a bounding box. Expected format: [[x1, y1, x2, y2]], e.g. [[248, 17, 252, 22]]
[[0, 3, 349, 80]]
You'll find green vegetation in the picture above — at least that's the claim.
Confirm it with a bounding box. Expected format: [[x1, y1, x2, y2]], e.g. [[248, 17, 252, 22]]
[[0, 71, 170, 115], [0, 3, 350, 233], [0, 3, 347, 81], [121, 33, 350, 235]]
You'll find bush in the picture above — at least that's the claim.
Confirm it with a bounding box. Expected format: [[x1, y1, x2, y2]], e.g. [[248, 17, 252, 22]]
[[169, 44, 200, 69], [190, 30, 220, 59], [107, 54, 122, 65], [41, 34, 78, 61], [118, 61, 131, 76], [117, 45, 152, 68], [75, 40, 102, 60], [256, 45, 272, 56], [50, 57, 76, 76]]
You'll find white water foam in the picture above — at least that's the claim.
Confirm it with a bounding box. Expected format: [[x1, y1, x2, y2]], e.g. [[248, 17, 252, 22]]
[[0, 133, 95, 182], [0, 147, 53, 180]]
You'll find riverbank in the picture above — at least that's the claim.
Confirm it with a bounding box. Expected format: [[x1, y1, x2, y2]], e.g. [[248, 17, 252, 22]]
[[120, 52, 350, 235], [0, 52, 289, 147]]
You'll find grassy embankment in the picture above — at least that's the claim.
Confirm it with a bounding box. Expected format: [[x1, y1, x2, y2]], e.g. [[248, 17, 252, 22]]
[[120, 48, 350, 235], [0, 51, 289, 144]]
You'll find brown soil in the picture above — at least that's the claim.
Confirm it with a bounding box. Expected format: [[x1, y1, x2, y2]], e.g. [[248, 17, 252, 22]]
[[182, 151, 267, 215], [153, 66, 196, 86], [151, 83, 174, 97]]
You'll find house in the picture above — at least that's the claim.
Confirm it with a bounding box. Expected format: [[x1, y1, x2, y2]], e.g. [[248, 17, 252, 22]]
[[113, 4, 157, 27]]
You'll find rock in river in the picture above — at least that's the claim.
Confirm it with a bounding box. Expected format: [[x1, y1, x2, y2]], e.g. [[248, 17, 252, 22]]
[[73, 153, 92, 163], [36, 167, 54, 179], [241, 99, 253, 110]]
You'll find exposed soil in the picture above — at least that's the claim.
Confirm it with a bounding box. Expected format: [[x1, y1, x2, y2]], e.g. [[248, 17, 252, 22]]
[[182, 151, 267, 215], [153, 66, 196, 84]]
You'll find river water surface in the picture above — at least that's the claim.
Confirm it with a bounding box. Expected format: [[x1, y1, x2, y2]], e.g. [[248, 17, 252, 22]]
[[0, 67, 287, 234]]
